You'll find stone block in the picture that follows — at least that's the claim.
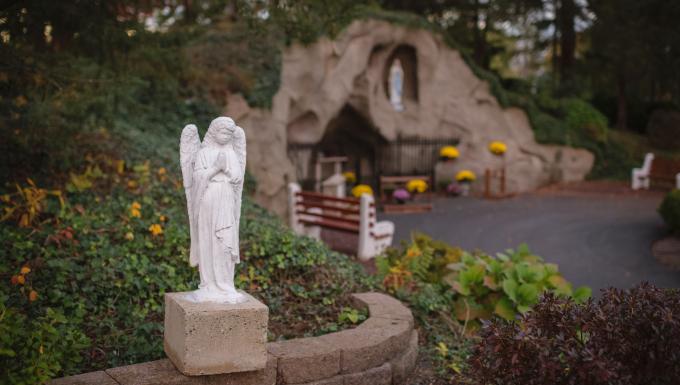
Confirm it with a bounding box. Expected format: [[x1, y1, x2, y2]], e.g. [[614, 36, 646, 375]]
[[267, 337, 341, 384], [106, 356, 276, 385], [294, 376, 344, 385], [390, 330, 418, 384], [319, 316, 411, 374], [342, 363, 391, 385], [351, 293, 414, 326], [49, 371, 118, 385], [164, 291, 268, 376]]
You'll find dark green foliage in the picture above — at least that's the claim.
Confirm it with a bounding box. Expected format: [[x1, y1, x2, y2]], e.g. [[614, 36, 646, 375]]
[[659, 190, 680, 234], [0, 28, 218, 185], [647, 108, 680, 151], [466, 283, 680, 385]]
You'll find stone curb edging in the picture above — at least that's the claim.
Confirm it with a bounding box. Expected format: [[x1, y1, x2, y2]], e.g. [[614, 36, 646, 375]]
[[50, 292, 418, 385]]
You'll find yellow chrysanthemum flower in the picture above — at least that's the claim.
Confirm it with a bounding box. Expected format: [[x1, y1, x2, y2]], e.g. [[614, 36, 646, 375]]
[[149, 224, 163, 236], [20, 266, 31, 275], [342, 171, 357, 184], [488, 141, 507, 155], [129, 201, 142, 218], [406, 179, 428, 193], [439, 146, 460, 159], [351, 184, 373, 198], [456, 170, 476, 182]]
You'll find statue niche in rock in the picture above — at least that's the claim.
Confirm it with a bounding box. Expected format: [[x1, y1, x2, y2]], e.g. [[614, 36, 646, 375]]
[[180, 116, 246, 304]]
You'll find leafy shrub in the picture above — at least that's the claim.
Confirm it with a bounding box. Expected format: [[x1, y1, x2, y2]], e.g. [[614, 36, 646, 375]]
[[466, 283, 680, 385], [659, 189, 680, 234], [562, 98, 609, 144], [444, 244, 591, 329], [378, 235, 589, 327], [376, 234, 590, 378]]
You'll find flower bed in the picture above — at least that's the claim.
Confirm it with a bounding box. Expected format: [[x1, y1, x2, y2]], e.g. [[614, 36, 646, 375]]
[[0, 158, 374, 383]]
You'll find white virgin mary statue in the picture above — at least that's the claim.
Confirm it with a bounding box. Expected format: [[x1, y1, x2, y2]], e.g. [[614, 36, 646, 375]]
[[389, 58, 404, 112], [179, 117, 246, 304]]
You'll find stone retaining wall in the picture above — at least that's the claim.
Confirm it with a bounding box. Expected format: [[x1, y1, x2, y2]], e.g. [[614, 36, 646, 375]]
[[51, 292, 417, 385]]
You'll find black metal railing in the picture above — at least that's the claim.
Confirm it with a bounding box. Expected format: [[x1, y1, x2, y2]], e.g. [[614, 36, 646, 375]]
[[287, 137, 460, 189]]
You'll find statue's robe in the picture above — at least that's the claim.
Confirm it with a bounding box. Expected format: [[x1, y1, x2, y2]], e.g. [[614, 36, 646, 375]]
[[189, 145, 242, 294]]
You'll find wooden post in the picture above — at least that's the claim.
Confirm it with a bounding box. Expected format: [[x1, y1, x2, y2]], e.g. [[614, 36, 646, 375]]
[[484, 168, 491, 198], [500, 168, 506, 195]]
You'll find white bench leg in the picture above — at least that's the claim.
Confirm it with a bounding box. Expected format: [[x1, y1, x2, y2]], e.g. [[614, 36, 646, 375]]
[[631, 169, 649, 190], [302, 207, 322, 240]]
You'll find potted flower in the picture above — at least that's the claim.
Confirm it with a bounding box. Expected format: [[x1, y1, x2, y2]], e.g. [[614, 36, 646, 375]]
[[488, 141, 507, 156], [446, 182, 462, 196], [392, 188, 411, 204], [407, 179, 428, 193], [439, 146, 460, 161], [342, 171, 357, 187], [455, 170, 476, 196], [351, 184, 373, 198]]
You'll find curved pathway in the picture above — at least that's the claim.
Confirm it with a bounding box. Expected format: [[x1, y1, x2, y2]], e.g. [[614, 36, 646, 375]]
[[381, 188, 680, 295]]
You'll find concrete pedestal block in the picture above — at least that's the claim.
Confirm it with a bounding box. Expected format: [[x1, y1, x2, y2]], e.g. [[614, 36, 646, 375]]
[[164, 291, 268, 376]]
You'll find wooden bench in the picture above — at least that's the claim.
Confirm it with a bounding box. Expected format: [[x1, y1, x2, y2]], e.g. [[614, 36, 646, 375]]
[[379, 175, 433, 214], [632, 153, 680, 190], [650, 157, 680, 189], [288, 183, 394, 260]]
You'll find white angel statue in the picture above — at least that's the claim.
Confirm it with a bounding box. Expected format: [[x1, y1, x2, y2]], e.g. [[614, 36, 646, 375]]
[[180, 116, 246, 304]]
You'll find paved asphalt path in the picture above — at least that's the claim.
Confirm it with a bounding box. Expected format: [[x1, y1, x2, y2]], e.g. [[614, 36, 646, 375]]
[[380, 192, 680, 295]]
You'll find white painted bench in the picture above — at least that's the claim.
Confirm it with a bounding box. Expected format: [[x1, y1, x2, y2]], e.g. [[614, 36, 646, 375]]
[[288, 183, 394, 260], [632, 153, 654, 190]]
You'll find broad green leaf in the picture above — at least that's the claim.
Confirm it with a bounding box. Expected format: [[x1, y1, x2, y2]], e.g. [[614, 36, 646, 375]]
[[486, 259, 503, 275], [517, 243, 530, 255], [515, 263, 536, 283], [517, 304, 531, 314], [483, 275, 498, 290], [452, 281, 470, 296], [545, 263, 559, 275], [573, 286, 592, 303], [494, 297, 516, 321], [502, 278, 518, 302], [459, 264, 485, 286], [548, 275, 572, 296], [517, 283, 539, 306]]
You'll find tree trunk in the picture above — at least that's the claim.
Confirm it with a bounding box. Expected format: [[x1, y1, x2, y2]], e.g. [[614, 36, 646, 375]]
[[472, 0, 488, 69], [616, 73, 628, 130], [559, 0, 576, 87], [551, 0, 560, 89]]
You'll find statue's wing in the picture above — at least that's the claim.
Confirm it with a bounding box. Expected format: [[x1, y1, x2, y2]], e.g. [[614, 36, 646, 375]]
[[180, 124, 201, 191], [180, 124, 201, 266], [232, 125, 246, 263]]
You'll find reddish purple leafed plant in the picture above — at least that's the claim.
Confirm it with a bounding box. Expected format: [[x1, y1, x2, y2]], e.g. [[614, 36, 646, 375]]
[[465, 283, 680, 385]]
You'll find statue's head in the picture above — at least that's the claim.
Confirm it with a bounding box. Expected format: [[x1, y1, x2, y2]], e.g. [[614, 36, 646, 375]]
[[205, 117, 236, 146]]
